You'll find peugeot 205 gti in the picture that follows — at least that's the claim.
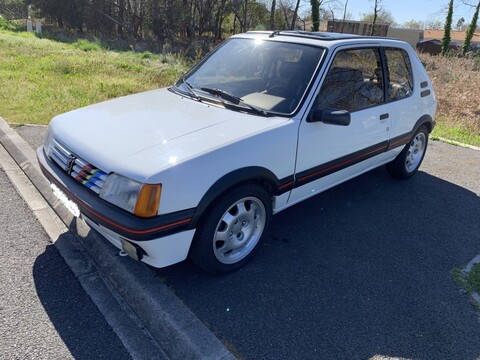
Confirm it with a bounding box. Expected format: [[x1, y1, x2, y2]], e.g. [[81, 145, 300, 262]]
[[38, 31, 436, 273]]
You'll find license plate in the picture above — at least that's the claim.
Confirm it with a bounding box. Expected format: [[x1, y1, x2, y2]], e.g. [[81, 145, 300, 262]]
[[50, 183, 80, 217]]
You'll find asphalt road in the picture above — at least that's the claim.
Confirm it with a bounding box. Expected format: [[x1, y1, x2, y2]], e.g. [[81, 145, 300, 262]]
[[17, 125, 480, 359], [156, 140, 480, 359], [0, 165, 131, 359]]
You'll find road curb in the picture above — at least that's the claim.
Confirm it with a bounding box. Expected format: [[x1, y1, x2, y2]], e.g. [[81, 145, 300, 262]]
[[433, 137, 480, 151], [0, 117, 235, 360]]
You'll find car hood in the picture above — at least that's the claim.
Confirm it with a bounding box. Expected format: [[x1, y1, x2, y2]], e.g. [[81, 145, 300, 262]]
[[50, 88, 289, 181]]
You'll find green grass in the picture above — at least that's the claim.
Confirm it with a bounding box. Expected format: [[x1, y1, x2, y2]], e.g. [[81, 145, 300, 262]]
[[467, 264, 480, 294], [453, 263, 480, 295], [0, 30, 188, 125], [431, 116, 480, 148]]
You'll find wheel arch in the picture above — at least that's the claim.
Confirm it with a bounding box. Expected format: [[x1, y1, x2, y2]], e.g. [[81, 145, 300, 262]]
[[414, 114, 435, 133], [189, 167, 286, 228]]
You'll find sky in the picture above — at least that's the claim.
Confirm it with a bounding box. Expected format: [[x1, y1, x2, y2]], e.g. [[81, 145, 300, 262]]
[[302, 0, 479, 26]]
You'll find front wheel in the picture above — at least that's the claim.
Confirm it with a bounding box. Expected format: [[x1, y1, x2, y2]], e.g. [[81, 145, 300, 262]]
[[386, 125, 429, 179], [190, 184, 272, 274]]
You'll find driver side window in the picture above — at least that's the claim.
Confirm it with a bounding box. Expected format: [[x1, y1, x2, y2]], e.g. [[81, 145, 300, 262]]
[[316, 48, 385, 112]]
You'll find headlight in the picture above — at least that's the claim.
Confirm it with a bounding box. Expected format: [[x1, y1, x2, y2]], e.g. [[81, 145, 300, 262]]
[[100, 173, 161, 218], [43, 127, 54, 158]]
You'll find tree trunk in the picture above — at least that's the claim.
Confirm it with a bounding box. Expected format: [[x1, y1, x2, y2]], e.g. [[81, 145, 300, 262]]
[[291, 0, 301, 30], [370, 0, 379, 36], [118, 0, 124, 35], [341, 0, 349, 33], [270, 0, 276, 30], [311, 0, 319, 31], [243, 0, 248, 32]]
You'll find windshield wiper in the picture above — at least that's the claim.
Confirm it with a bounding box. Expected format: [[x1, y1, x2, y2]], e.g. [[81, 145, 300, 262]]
[[177, 77, 199, 100], [200, 87, 268, 117], [200, 87, 242, 104]]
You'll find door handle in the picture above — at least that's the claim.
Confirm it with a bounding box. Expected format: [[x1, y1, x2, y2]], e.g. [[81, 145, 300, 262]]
[[379, 113, 389, 120]]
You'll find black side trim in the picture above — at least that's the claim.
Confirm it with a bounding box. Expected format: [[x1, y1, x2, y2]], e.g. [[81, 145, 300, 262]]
[[420, 81, 428, 88], [386, 115, 435, 151], [294, 141, 389, 187], [387, 132, 413, 151], [295, 114, 436, 187], [37, 148, 194, 241], [421, 89, 431, 97]]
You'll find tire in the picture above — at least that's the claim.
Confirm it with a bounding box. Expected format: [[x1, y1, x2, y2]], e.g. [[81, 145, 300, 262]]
[[190, 184, 272, 274], [386, 125, 429, 179]]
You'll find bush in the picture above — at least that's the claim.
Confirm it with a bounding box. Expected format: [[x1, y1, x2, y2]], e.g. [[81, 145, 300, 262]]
[[0, 15, 14, 30], [73, 39, 102, 52]]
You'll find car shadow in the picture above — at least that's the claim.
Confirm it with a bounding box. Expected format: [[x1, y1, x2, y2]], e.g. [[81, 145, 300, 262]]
[[31, 232, 131, 360], [156, 167, 480, 360]]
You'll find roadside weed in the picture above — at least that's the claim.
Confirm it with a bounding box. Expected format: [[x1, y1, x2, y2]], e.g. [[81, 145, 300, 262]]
[[431, 118, 480, 147], [467, 264, 480, 294], [452, 262, 480, 309]]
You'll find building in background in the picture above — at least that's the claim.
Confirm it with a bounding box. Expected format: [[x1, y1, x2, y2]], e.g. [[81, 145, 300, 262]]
[[387, 28, 423, 49], [319, 20, 389, 37]]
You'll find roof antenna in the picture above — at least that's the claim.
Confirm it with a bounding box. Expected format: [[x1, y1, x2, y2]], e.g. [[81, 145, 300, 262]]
[[269, 30, 281, 38]]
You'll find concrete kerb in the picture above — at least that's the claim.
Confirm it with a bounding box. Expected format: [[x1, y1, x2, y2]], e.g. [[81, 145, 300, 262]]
[[432, 137, 480, 151], [0, 117, 235, 360]]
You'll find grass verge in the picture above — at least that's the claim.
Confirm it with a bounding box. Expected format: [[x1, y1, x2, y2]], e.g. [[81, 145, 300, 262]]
[[0, 30, 188, 125], [431, 116, 480, 148], [452, 261, 480, 308]]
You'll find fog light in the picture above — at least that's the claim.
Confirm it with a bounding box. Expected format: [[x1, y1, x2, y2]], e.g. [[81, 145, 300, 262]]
[[120, 238, 143, 261]]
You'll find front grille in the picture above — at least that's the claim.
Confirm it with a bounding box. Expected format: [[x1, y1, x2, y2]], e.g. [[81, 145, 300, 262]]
[[48, 138, 108, 194]]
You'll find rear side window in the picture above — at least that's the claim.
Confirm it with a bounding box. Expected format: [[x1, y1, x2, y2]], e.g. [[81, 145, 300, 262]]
[[316, 48, 384, 112], [385, 48, 413, 101]]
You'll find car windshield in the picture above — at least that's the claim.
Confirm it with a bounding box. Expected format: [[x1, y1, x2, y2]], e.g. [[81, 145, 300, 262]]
[[174, 38, 325, 115]]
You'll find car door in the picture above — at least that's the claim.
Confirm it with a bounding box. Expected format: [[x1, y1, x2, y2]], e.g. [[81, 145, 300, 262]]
[[289, 46, 394, 205]]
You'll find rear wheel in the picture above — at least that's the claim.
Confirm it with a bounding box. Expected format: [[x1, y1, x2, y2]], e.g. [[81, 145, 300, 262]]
[[386, 125, 429, 179], [190, 184, 272, 274]]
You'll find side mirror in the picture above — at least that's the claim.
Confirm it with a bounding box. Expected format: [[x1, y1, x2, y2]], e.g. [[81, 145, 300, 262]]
[[307, 109, 351, 126]]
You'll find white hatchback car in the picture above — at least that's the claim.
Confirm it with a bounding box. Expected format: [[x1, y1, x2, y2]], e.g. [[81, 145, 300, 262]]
[[38, 31, 436, 273]]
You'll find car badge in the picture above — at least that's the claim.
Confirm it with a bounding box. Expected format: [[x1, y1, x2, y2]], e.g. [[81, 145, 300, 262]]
[[66, 154, 76, 175]]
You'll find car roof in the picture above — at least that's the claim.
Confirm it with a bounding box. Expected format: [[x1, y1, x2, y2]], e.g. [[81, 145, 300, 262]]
[[232, 30, 406, 49], [251, 30, 376, 41]]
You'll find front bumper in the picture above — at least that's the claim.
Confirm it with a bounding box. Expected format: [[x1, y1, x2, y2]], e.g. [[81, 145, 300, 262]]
[[37, 147, 196, 267], [83, 216, 195, 268]]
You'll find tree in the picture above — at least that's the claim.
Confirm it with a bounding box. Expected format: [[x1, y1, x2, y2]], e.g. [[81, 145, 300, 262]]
[[341, 0, 349, 33], [270, 0, 276, 29], [311, 0, 319, 31], [426, 19, 443, 29], [456, 16, 465, 29], [291, 0, 301, 30], [442, 0, 454, 56], [403, 19, 425, 29], [370, 0, 381, 35], [462, 0, 480, 54], [360, 9, 397, 26]]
